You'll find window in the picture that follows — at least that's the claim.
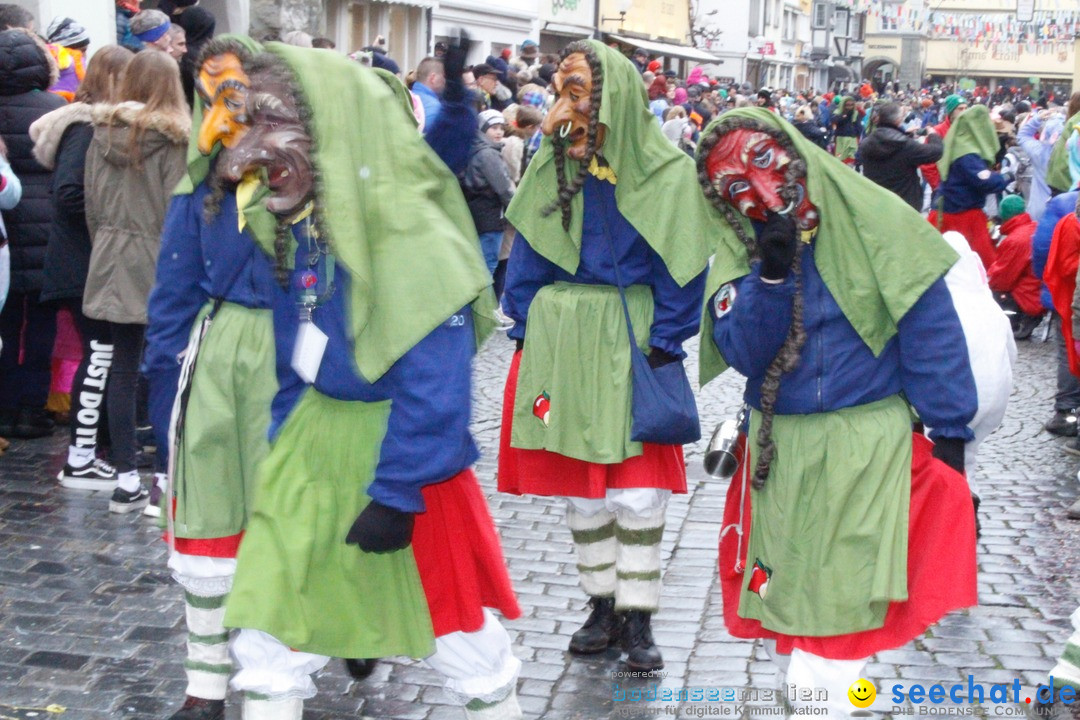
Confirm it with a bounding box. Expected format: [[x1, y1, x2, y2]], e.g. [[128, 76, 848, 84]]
[[750, 0, 762, 36], [784, 10, 796, 41], [812, 2, 828, 29], [833, 7, 849, 38], [763, 0, 771, 30], [773, 0, 781, 28]]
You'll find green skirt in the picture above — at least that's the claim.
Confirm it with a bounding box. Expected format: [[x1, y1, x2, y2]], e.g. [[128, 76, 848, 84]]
[[511, 282, 653, 464], [173, 302, 276, 539], [740, 395, 912, 636], [224, 388, 435, 659], [834, 136, 858, 163]]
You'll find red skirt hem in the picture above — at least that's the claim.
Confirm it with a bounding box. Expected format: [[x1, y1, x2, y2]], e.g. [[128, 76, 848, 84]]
[[497, 350, 687, 499], [718, 432, 977, 660], [413, 468, 521, 638], [928, 209, 997, 269]]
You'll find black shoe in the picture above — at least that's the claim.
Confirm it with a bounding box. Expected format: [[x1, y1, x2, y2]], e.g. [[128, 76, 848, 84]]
[[621, 610, 664, 672], [8, 408, 54, 439], [1032, 699, 1080, 720], [569, 596, 621, 654], [972, 494, 981, 539], [169, 696, 225, 720], [58, 457, 117, 490], [344, 658, 378, 680], [0, 407, 16, 436], [1067, 497, 1080, 521], [109, 485, 149, 514], [1046, 410, 1079, 437], [1013, 312, 1044, 341]]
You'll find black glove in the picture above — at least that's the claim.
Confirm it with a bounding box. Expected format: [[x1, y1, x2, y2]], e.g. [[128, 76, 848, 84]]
[[345, 501, 415, 553], [758, 211, 799, 282], [647, 347, 680, 369], [931, 436, 966, 475], [441, 29, 471, 103]]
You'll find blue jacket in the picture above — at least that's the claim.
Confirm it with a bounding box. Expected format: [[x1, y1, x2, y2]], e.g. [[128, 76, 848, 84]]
[[270, 221, 478, 514], [710, 245, 977, 441], [412, 81, 442, 129], [143, 182, 283, 457], [1032, 190, 1080, 311], [939, 153, 1008, 213], [502, 175, 706, 358]]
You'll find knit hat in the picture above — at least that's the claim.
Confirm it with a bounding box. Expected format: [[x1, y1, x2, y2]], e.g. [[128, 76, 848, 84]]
[[944, 94, 965, 117], [521, 39, 538, 57], [479, 109, 505, 133], [46, 17, 89, 48], [999, 195, 1025, 222], [130, 9, 170, 43], [647, 60, 661, 73]]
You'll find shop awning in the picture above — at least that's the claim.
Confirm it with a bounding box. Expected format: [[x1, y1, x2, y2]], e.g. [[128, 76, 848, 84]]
[[605, 33, 719, 63], [379, 0, 435, 7], [543, 22, 594, 38]]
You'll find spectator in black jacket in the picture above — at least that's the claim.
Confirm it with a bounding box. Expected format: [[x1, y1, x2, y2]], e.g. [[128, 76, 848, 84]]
[[860, 102, 944, 211], [792, 105, 828, 149], [0, 28, 65, 439], [462, 109, 515, 277]]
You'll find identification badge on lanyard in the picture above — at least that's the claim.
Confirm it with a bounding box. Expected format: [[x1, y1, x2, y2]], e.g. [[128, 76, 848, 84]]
[[291, 302, 327, 384]]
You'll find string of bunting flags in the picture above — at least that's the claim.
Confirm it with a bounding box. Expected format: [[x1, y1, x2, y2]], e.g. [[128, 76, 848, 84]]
[[839, 0, 1077, 53]]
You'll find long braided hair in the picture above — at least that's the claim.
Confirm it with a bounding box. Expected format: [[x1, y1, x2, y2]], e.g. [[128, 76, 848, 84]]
[[241, 52, 329, 290], [541, 41, 604, 231], [696, 116, 809, 489], [196, 37, 256, 222]]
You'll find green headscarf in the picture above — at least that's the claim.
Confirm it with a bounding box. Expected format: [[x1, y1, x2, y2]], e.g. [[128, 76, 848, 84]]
[[247, 42, 495, 383], [505, 39, 722, 287], [174, 34, 263, 196], [696, 108, 959, 385], [937, 104, 999, 181], [1047, 111, 1080, 193]]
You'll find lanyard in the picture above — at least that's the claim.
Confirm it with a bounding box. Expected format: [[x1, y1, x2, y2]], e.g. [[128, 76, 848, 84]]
[[296, 213, 335, 321]]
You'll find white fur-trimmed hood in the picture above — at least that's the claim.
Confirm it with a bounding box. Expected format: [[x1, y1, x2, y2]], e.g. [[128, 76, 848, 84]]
[[30, 101, 93, 169]]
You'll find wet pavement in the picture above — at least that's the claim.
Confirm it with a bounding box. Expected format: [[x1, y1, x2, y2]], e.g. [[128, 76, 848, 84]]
[[0, 332, 1077, 719]]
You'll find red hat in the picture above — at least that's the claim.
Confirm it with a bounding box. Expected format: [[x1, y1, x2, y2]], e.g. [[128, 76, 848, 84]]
[[501, 47, 512, 60], [647, 60, 661, 73]]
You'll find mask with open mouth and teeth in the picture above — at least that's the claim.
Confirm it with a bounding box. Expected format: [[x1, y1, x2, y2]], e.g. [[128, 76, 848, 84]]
[[704, 128, 819, 231], [541, 50, 605, 161], [226, 58, 314, 218]]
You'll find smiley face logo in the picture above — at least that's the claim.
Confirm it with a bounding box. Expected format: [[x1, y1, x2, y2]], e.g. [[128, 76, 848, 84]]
[[848, 679, 876, 708]]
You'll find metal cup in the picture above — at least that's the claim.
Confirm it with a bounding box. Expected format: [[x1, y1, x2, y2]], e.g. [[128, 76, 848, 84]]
[[703, 419, 740, 481]]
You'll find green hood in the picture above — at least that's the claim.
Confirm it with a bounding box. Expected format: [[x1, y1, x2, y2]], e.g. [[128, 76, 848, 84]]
[[696, 108, 959, 385], [373, 67, 418, 130], [248, 42, 495, 383], [175, 34, 263, 196], [1047, 111, 1080, 193], [937, 104, 999, 182], [505, 39, 721, 288]]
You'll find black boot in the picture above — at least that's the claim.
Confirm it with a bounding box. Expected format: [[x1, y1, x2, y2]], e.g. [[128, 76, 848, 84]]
[[621, 610, 664, 672], [168, 696, 225, 720], [344, 658, 378, 680], [569, 596, 620, 654]]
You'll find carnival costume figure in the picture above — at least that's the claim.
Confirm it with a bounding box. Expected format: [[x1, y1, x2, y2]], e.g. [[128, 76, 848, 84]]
[[218, 44, 521, 720], [142, 35, 282, 720], [498, 40, 726, 672], [696, 108, 983, 718]]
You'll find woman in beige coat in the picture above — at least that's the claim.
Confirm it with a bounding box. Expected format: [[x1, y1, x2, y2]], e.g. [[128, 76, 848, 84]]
[[84, 49, 189, 513]]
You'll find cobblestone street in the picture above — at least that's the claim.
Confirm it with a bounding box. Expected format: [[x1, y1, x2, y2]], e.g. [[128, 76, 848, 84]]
[[0, 333, 1077, 720]]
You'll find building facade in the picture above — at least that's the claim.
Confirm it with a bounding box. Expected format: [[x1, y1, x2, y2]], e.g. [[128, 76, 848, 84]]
[[865, 0, 1075, 95]]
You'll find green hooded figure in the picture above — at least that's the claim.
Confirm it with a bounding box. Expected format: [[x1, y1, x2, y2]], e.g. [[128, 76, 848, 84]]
[[498, 39, 736, 673], [218, 42, 523, 720]]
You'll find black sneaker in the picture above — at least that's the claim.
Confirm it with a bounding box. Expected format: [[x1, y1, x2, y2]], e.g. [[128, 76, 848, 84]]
[[1046, 410, 1079, 437], [58, 458, 117, 490], [109, 485, 149, 514]]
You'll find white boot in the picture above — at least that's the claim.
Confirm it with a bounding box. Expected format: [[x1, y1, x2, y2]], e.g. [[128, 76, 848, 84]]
[[464, 689, 523, 720], [242, 696, 303, 720]]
